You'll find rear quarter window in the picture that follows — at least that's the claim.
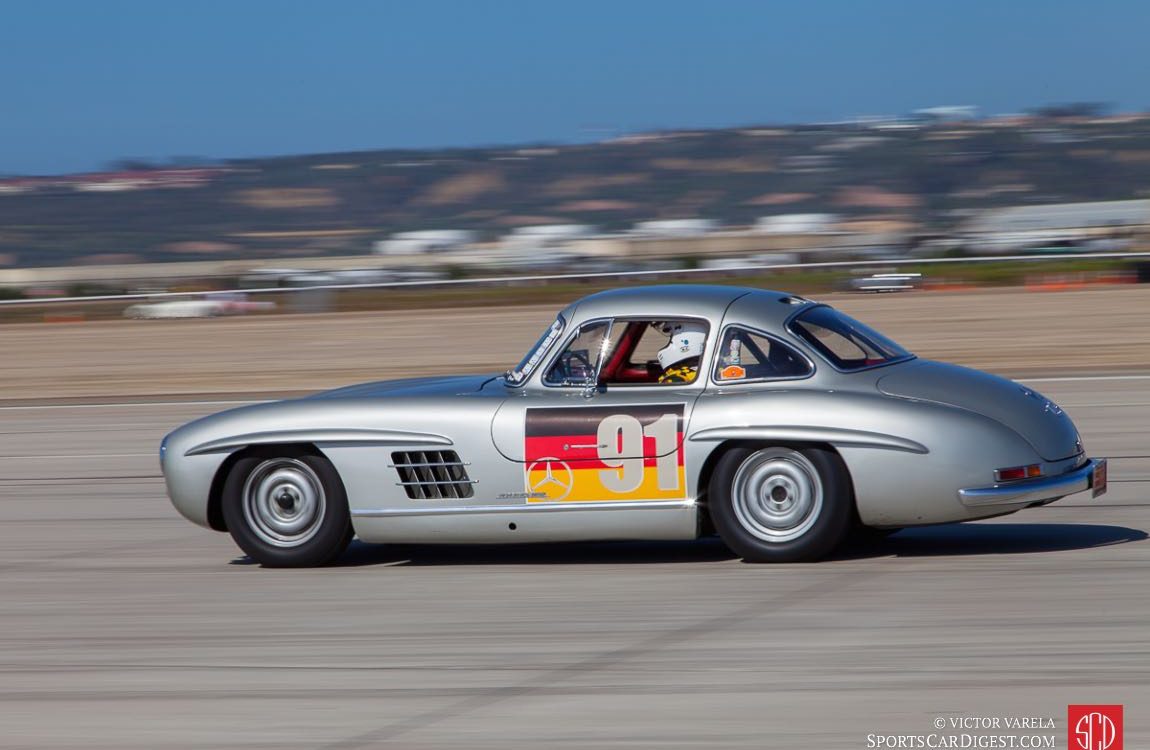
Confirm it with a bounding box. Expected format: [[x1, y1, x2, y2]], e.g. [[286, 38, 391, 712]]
[[713, 327, 813, 382]]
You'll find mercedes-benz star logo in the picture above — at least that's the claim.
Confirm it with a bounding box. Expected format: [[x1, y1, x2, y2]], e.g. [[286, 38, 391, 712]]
[[526, 457, 574, 501]]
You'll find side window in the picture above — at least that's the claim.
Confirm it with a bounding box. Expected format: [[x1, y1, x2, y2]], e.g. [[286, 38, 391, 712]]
[[713, 327, 812, 382], [543, 321, 612, 385], [545, 318, 711, 387], [601, 319, 709, 385], [626, 324, 668, 368]]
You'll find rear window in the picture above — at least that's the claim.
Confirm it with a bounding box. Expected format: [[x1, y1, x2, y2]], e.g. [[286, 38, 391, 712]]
[[788, 305, 912, 371]]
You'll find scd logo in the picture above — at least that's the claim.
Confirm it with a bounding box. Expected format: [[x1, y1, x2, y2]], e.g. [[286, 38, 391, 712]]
[[1068, 705, 1123, 750]]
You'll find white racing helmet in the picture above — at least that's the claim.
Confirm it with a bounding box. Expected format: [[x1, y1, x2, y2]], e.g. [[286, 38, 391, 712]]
[[656, 321, 707, 370]]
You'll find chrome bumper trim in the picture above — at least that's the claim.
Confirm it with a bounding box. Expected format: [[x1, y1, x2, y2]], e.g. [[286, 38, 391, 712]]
[[958, 459, 1099, 507]]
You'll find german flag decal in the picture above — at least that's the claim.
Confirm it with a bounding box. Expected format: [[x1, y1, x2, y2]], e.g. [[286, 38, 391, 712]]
[[524, 405, 686, 503]]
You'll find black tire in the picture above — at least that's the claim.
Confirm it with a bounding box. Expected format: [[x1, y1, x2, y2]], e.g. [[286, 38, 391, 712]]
[[221, 448, 353, 567], [708, 445, 853, 563]]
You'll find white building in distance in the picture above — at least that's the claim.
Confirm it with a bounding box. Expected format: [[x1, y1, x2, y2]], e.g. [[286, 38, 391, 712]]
[[914, 105, 978, 122], [962, 199, 1150, 254], [630, 219, 719, 237], [754, 214, 838, 234], [501, 224, 596, 251], [374, 230, 476, 255]]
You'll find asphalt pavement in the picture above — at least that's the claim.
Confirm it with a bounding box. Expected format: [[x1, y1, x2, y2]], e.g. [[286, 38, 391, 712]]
[[0, 376, 1146, 748]]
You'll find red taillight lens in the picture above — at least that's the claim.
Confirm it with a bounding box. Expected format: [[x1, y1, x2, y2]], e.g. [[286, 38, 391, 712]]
[[995, 464, 1042, 482]]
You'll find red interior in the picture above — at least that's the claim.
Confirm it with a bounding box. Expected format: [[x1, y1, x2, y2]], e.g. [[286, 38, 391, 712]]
[[600, 322, 660, 383]]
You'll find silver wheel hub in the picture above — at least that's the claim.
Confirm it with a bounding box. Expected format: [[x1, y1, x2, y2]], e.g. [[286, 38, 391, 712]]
[[242, 458, 326, 548], [731, 449, 823, 543]]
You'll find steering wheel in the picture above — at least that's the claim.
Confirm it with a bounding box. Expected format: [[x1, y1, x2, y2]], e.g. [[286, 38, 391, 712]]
[[556, 350, 594, 381]]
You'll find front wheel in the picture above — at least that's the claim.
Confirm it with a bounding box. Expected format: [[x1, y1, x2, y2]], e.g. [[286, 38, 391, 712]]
[[222, 449, 353, 567], [708, 446, 853, 563]]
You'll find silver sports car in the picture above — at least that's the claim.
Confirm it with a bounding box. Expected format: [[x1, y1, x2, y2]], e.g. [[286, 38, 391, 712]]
[[160, 285, 1107, 566]]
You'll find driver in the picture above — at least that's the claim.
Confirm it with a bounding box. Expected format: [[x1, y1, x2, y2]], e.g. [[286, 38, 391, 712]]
[[656, 322, 707, 383]]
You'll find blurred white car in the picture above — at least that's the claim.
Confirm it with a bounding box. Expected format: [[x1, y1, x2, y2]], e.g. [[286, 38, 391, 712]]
[[124, 296, 276, 319], [848, 273, 921, 293]]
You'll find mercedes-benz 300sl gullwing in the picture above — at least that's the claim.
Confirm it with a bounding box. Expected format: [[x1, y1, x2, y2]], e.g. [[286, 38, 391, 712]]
[[160, 285, 1107, 566]]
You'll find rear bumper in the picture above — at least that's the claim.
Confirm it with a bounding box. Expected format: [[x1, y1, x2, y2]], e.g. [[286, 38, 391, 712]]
[[958, 458, 1102, 507]]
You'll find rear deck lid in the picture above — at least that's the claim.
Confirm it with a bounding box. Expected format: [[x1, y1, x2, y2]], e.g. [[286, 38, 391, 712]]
[[877, 360, 1081, 461]]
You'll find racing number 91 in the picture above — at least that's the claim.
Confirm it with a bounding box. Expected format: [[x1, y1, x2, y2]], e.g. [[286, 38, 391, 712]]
[[524, 405, 687, 503], [597, 413, 680, 493]]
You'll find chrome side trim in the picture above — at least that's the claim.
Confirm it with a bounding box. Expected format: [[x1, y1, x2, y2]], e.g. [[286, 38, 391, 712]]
[[958, 459, 1097, 507], [351, 499, 695, 518], [185, 428, 452, 456], [687, 425, 928, 454]]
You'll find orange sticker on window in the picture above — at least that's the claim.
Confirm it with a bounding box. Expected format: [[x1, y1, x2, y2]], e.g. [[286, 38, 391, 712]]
[[720, 365, 746, 380]]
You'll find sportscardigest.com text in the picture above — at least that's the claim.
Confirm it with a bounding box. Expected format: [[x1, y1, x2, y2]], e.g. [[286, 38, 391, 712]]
[[866, 716, 1058, 749], [865, 736, 1054, 749]]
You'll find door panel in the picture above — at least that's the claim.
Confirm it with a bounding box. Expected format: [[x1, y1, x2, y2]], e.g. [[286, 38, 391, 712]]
[[524, 404, 686, 503], [524, 404, 683, 460], [494, 396, 696, 503]]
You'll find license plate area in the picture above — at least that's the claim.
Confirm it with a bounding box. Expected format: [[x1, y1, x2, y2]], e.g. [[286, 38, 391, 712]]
[[1092, 459, 1108, 498]]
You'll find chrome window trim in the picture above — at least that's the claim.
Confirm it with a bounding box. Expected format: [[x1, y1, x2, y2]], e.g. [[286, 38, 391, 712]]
[[709, 324, 816, 386]]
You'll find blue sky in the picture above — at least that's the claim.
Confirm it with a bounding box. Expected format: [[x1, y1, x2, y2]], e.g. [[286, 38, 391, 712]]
[[1, 0, 1146, 174]]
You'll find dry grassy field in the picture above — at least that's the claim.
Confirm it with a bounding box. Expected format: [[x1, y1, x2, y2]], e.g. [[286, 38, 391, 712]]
[[3, 285, 1149, 401]]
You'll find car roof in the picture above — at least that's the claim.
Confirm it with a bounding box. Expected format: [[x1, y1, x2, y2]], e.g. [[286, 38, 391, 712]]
[[563, 284, 811, 329]]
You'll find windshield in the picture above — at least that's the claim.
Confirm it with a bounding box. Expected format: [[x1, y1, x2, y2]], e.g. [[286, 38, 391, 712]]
[[788, 305, 912, 371], [505, 316, 565, 385]]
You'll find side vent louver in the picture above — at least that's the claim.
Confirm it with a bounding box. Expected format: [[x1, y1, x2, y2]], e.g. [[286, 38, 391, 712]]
[[390, 450, 475, 499]]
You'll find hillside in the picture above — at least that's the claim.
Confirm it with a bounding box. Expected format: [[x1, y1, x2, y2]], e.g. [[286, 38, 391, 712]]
[[2, 114, 1149, 268]]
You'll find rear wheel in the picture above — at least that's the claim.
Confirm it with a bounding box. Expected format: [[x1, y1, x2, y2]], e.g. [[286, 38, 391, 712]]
[[222, 449, 352, 567], [708, 446, 852, 562]]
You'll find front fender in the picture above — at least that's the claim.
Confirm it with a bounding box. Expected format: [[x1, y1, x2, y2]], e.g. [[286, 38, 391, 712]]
[[160, 399, 459, 530]]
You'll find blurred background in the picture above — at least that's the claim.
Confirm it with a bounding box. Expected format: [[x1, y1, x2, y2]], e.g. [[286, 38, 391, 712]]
[[2, 0, 1150, 325]]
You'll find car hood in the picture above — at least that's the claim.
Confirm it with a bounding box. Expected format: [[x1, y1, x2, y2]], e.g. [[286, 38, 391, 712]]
[[307, 373, 499, 400], [876, 360, 1081, 461]]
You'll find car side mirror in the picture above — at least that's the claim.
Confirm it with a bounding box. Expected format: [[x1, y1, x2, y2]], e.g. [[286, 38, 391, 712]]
[[581, 379, 604, 399]]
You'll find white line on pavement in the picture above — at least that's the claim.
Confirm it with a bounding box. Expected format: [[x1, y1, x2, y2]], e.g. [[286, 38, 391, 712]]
[[0, 399, 266, 412], [1019, 375, 1150, 384], [0, 454, 157, 460]]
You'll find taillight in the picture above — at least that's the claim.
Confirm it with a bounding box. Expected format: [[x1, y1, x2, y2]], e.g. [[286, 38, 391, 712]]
[[995, 464, 1042, 482]]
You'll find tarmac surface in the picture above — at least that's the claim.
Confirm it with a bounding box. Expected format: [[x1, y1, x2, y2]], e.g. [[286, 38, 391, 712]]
[[0, 375, 1147, 748]]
